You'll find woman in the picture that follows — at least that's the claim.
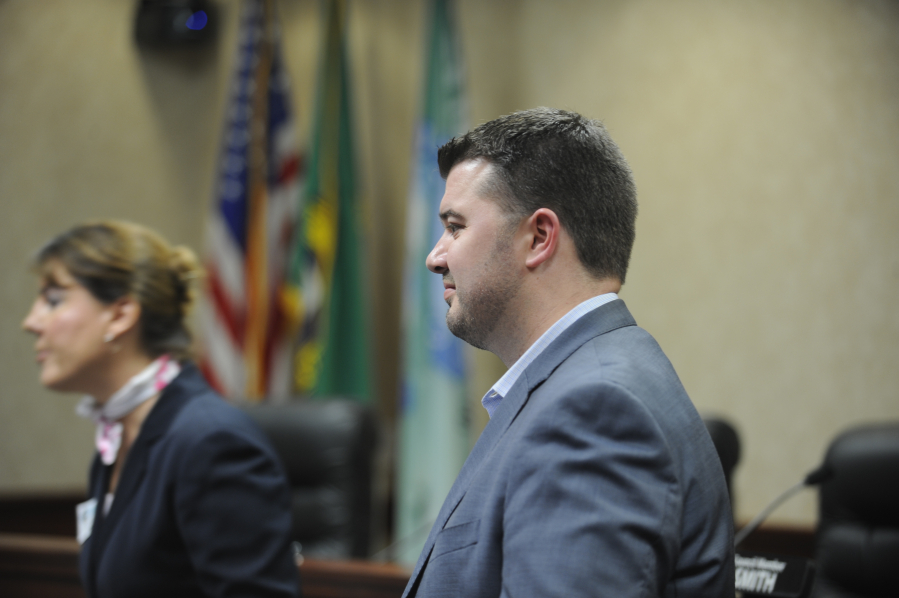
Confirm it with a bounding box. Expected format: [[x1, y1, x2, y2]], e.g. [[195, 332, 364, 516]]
[[22, 221, 298, 598]]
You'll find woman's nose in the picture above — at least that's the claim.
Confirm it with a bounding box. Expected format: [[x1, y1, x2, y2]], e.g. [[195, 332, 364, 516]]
[[21, 299, 43, 335]]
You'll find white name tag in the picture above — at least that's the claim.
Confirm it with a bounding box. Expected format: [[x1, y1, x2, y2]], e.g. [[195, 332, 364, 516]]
[[76, 498, 97, 545]]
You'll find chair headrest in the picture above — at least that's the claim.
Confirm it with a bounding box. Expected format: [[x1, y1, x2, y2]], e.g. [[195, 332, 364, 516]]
[[241, 399, 376, 484], [820, 422, 899, 526], [703, 417, 741, 473]]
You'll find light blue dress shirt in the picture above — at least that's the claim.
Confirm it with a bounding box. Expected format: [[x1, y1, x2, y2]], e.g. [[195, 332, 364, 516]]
[[481, 292, 619, 417]]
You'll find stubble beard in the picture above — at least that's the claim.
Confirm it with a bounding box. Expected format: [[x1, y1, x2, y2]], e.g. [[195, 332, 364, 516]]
[[444, 237, 521, 352]]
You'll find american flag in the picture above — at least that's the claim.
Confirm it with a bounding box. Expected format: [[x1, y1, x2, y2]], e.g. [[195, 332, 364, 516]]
[[200, 0, 301, 401]]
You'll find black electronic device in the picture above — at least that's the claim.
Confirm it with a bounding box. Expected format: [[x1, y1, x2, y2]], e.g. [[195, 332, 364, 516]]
[[134, 0, 218, 48]]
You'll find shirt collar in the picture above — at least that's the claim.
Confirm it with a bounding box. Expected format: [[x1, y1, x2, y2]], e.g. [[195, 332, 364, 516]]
[[482, 292, 619, 417]]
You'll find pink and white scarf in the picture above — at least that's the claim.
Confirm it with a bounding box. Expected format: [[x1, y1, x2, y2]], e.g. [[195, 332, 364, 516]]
[[76, 355, 181, 465]]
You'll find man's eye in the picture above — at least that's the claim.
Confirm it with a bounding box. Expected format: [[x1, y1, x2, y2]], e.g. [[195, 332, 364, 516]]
[[446, 223, 461, 234]]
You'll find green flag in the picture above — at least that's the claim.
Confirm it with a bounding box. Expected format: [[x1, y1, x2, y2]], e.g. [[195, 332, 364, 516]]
[[395, 0, 469, 565], [286, 0, 370, 401]]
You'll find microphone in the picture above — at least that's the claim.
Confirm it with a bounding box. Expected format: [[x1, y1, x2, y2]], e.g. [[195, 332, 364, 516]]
[[732, 465, 830, 597], [802, 464, 832, 486], [734, 463, 831, 548]]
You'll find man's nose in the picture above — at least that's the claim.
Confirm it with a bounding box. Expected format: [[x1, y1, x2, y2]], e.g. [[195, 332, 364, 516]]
[[426, 237, 448, 274]]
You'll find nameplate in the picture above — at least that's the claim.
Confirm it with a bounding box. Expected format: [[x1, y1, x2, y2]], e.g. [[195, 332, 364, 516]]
[[735, 552, 814, 597]]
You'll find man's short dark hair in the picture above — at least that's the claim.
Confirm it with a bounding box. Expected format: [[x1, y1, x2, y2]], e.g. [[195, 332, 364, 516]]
[[437, 107, 637, 283]]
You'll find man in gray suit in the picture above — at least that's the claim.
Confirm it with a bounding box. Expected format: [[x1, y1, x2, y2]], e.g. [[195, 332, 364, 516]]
[[403, 108, 734, 597]]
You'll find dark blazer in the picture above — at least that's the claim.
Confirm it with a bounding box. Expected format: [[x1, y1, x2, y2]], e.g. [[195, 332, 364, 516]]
[[80, 364, 298, 598], [404, 300, 734, 597]]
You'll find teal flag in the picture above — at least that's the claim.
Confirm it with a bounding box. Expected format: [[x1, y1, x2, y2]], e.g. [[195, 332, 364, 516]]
[[395, 0, 469, 565], [285, 0, 370, 401]]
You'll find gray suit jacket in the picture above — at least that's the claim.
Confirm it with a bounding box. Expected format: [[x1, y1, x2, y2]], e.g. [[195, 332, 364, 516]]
[[403, 300, 734, 597]]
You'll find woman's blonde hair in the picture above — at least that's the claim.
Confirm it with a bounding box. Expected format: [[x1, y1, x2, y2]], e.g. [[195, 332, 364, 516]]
[[34, 221, 202, 361]]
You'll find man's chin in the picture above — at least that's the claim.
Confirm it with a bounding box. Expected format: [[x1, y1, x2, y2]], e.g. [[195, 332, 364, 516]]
[[444, 309, 456, 332], [444, 299, 459, 321], [445, 308, 462, 337], [446, 313, 488, 351]]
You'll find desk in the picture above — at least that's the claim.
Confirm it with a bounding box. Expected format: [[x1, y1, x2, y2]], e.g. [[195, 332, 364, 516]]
[[0, 533, 410, 598]]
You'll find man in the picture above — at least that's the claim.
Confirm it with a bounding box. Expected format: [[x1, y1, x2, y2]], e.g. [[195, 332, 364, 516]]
[[402, 108, 734, 597]]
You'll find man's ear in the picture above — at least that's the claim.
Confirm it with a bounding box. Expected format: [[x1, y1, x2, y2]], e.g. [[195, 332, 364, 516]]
[[105, 296, 142, 340], [524, 208, 561, 269]]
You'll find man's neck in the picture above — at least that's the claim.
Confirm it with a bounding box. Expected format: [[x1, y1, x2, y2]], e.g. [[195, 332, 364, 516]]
[[492, 276, 621, 367]]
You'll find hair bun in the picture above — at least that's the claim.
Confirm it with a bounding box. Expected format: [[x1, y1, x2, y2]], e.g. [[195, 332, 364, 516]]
[[168, 245, 201, 307], [169, 245, 201, 281]]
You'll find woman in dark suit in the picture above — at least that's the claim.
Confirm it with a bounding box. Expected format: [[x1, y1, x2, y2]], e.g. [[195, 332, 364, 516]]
[[22, 221, 298, 597]]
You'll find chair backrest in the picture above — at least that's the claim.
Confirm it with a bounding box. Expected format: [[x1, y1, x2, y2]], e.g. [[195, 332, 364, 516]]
[[811, 422, 899, 598], [241, 399, 377, 559]]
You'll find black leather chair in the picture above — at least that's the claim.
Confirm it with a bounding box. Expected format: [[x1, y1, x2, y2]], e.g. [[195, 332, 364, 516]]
[[811, 422, 899, 598], [241, 399, 377, 559], [703, 416, 741, 509]]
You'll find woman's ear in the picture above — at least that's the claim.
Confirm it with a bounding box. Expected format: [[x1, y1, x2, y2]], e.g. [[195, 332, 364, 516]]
[[105, 296, 142, 341], [524, 208, 561, 269]]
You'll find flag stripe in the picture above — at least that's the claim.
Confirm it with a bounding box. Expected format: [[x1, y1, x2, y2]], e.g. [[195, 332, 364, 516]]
[[206, 263, 244, 348], [202, 0, 301, 401]]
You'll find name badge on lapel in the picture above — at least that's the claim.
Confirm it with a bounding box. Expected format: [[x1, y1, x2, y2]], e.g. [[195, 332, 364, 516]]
[[76, 498, 98, 544]]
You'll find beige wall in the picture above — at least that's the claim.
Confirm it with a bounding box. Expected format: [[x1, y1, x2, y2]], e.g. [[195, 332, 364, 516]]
[[504, 0, 899, 525], [0, 1, 239, 492], [1, 0, 897, 531]]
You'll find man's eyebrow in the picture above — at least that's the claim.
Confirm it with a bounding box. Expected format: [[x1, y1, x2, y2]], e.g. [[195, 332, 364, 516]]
[[439, 209, 463, 222]]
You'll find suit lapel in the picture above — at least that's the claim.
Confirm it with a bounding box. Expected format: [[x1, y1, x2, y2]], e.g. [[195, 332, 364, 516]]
[[85, 365, 200, 579], [403, 300, 637, 596], [402, 374, 530, 598], [522, 299, 636, 390], [81, 456, 110, 598]]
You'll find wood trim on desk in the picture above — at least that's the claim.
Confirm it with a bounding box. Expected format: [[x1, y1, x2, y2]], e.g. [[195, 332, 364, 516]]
[[300, 559, 410, 598], [0, 533, 83, 598], [0, 492, 85, 537], [0, 524, 813, 596], [0, 533, 411, 598]]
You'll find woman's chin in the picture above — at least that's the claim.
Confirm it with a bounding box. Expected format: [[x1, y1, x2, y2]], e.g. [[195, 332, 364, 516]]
[[41, 372, 75, 394]]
